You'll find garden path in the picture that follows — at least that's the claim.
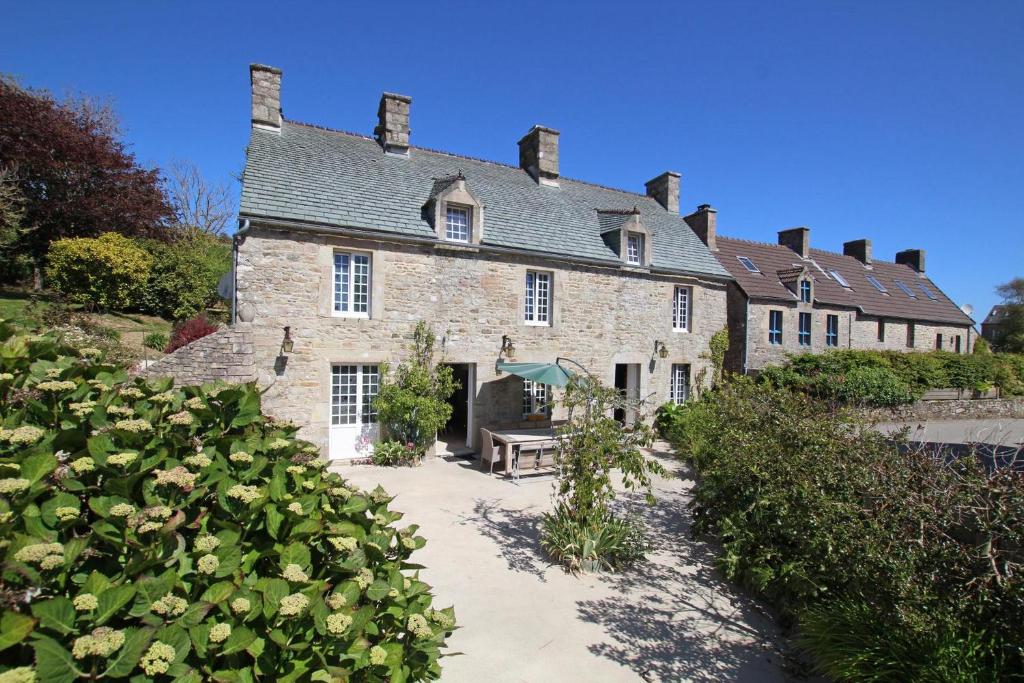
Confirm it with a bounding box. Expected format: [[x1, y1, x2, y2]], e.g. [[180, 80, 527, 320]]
[[336, 444, 795, 683]]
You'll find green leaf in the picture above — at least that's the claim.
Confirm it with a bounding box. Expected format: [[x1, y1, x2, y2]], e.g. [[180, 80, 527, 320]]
[[101, 627, 154, 678], [259, 578, 289, 619], [200, 581, 236, 605], [215, 544, 242, 577], [265, 505, 283, 540], [31, 598, 75, 636], [280, 542, 311, 569], [95, 584, 136, 625], [221, 625, 256, 655], [0, 611, 36, 651], [179, 601, 212, 627], [366, 580, 390, 601], [156, 623, 192, 662], [20, 452, 57, 485], [87, 433, 114, 460], [32, 635, 80, 683]]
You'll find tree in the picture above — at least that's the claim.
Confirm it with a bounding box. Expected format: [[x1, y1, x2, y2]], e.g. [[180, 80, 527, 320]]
[[0, 166, 29, 282], [165, 159, 234, 236], [0, 77, 171, 285], [993, 278, 1024, 353]]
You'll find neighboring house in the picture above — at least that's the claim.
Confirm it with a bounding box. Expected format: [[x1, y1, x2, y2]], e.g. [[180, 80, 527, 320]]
[[687, 213, 975, 373], [981, 305, 1008, 343], [226, 65, 731, 460]]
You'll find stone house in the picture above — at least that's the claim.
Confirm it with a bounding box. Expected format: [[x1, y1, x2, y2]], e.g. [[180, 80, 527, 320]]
[[981, 305, 1008, 344], [192, 64, 732, 460], [685, 211, 976, 373]]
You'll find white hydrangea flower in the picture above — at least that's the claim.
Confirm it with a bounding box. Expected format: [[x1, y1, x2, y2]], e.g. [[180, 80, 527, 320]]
[[278, 593, 309, 617], [282, 564, 308, 582]]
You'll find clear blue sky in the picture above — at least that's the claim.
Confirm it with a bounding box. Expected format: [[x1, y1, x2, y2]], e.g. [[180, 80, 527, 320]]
[[3, 0, 1021, 320]]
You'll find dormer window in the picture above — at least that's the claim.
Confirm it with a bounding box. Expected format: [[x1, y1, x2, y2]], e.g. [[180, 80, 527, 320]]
[[627, 232, 644, 265], [445, 205, 470, 242], [799, 279, 812, 303]]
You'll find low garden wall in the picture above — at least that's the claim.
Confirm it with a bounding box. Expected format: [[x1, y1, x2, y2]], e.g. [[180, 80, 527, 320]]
[[137, 326, 257, 385], [862, 397, 1024, 422]]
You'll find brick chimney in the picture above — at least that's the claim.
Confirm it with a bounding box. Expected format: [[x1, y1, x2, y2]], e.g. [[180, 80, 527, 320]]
[[896, 249, 926, 273], [684, 204, 717, 251], [645, 172, 680, 213], [518, 125, 559, 186], [843, 238, 872, 265], [250, 64, 282, 130], [778, 227, 810, 258], [375, 93, 412, 155]]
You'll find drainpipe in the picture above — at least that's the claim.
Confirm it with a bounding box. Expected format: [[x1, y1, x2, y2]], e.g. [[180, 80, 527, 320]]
[[231, 219, 251, 324], [742, 297, 750, 374]]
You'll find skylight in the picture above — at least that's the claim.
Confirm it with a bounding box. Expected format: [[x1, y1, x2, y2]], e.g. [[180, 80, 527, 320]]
[[894, 280, 917, 299], [736, 256, 759, 273], [919, 283, 938, 300], [865, 275, 888, 294], [829, 270, 850, 288]]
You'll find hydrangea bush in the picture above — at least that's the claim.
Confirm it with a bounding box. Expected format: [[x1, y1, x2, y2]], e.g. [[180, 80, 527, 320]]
[[0, 321, 455, 682]]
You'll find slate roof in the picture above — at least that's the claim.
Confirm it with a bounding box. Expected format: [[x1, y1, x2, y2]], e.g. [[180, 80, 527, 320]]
[[715, 236, 974, 326], [239, 121, 730, 279], [983, 305, 1008, 326]]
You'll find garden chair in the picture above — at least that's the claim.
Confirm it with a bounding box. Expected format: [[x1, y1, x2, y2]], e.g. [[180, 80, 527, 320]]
[[478, 428, 503, 475]]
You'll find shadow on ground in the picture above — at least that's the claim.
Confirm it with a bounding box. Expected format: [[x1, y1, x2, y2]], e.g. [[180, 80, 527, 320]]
[[461, 498, 553, 580]]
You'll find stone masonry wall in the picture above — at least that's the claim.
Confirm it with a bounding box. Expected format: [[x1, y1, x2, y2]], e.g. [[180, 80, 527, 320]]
[[862, 397, 1024, 422], [739, 301, 973, 373], [139, 328, 257, 386], [234, 227, 729, 455]]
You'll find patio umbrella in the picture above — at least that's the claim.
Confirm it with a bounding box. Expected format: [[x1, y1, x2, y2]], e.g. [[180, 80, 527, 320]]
[[495, 361, 575, 387]]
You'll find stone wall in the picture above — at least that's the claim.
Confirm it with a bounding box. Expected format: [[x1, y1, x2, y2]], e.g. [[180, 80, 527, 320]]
[[138, 328, 257, 386], [234, 226, 729, 457], [734, 297, 974, 373], [862, 397, 1024, 422]]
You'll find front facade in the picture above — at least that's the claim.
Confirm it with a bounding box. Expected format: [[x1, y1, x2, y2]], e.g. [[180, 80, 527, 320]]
[[233, 65, 731, 459], [688, 216, 975, 373], [981, 305, 1007, 344]]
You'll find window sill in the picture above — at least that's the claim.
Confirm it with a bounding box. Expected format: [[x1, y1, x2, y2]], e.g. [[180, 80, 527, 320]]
[[331, 312, 370, 320], [672, 327, 690, 334], [434, 242, 480, 253], [524, 320, 552, 327]]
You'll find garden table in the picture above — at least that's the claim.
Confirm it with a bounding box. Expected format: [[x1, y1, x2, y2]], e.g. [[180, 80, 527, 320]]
[[488, 427, 561, 480]]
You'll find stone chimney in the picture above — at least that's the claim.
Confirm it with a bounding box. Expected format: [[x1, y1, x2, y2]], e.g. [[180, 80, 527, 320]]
[[250, 64, 282, 130], [778, 227, 810, 258], [895, 249, 926, 273], [645, 172, 681, 213], [518, 125, 560, 186], [843, 238, 872, 265], [684, 204, 717, 251], [375, 93, 412, 155]]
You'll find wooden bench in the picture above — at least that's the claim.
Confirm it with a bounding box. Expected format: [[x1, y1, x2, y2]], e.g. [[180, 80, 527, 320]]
[[512, 440, 559, 482]]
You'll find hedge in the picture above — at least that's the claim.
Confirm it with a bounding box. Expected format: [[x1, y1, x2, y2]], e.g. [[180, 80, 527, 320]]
[[759, 348, 1024, 406], [45, 234, 152, 312], [0, 320, 455, 681], [663, 380, 1023, 680]]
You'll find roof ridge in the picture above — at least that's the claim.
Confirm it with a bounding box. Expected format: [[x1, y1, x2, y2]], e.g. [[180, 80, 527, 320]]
[[283, 119, 650, 201], [717, 235, 781, 248]]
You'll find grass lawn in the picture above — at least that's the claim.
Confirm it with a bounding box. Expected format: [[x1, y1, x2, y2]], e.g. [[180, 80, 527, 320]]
[[0, 287, 173, 353]]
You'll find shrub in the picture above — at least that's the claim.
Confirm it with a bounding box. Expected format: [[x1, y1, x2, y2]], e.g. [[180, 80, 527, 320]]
[[0, 321, 455, 681], [371, 440, 420, 467], [144, 332, 169, 351], [165, 315, 218, 353], [541, 375, 665, 572], [137, 234, 231, 321], [674, 379, 1023, 678], [374, 322, 458, 455], [46, 233, 152, 311]]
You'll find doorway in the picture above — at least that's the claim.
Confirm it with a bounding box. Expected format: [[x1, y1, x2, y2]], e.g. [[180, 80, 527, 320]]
[[613, 363, 640, 425], [439, 363, 474, 454]]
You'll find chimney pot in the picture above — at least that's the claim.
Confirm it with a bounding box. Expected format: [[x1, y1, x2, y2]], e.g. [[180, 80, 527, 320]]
[[895, 248, 926, 273], [684, 204, 718, 252], [645, 171, 681, 213], [518, 125, 560, 186], [375, 92, 412, 155], [778, 227, 810, 258], [250, 64, 282, 130], [843, 238, 872, 265]]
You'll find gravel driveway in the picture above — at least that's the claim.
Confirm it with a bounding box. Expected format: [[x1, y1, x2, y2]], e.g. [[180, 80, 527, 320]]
[[335, 445, 792, 683]]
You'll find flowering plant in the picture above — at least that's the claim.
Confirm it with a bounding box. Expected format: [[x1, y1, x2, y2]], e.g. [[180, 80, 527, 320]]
[[0, 321, 455, 681]]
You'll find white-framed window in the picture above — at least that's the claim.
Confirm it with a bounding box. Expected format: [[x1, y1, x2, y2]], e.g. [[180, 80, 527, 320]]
[[525, 270, 551, 325], [670, 364, 690, 404], [673, 286, 691, 332], [331, 364, 379, 426], [333, 251, 371, 316], [626, 232, 643, 265], [445, 205, 470, 242], [522, 379, 550, 417]]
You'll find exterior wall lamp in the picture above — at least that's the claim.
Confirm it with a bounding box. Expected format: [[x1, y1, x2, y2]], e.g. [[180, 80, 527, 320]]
[[654, 340, 668, 359], [281, 326, 295, 354], [500, 334, 516, 360]]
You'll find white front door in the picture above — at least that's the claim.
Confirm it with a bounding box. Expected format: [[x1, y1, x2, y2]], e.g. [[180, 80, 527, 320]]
[[329, 364, 380, 460]]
